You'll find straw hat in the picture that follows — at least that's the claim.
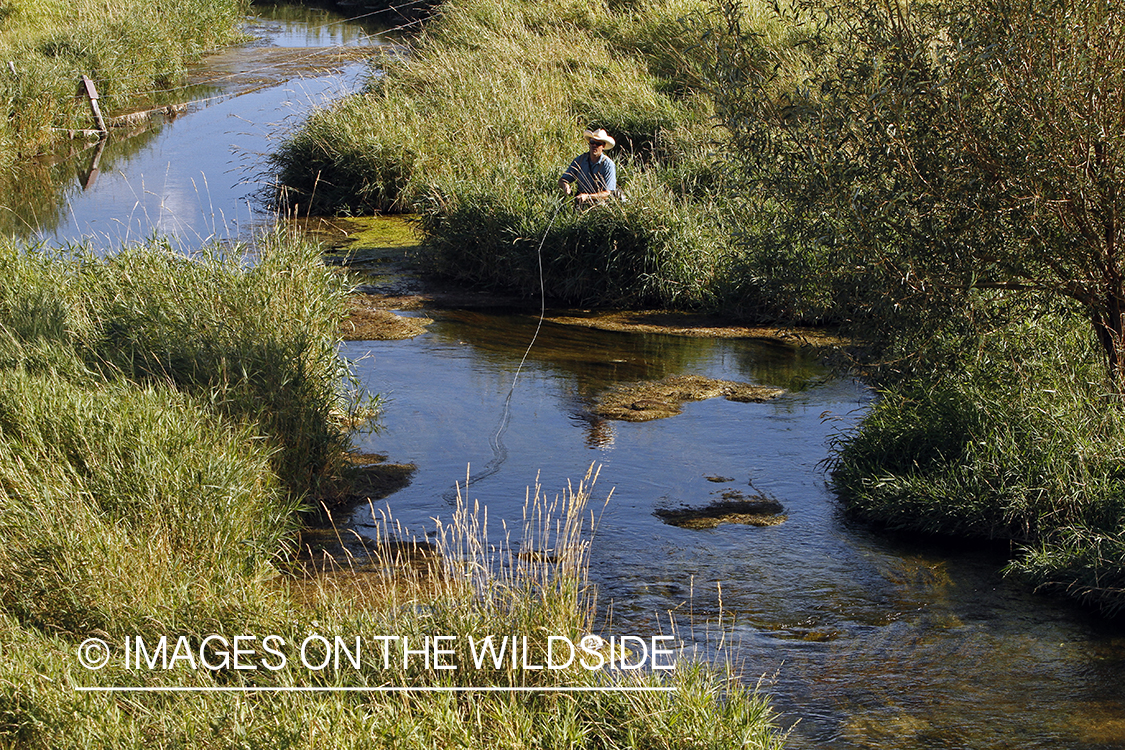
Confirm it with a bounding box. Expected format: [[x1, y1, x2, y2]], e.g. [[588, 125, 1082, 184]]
[[583, 128, 616, 150]]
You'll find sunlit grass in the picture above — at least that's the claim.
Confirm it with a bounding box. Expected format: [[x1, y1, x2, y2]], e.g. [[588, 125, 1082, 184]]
[[0, 0, 246, 161], [269, 0, 734, 308], [830, 312, 1125, 616], [0, 233, 782, 747], [270, 0, 830, 314]]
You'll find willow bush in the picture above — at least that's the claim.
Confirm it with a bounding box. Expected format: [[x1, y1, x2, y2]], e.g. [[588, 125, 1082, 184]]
[[700, 0, 1125, 615]]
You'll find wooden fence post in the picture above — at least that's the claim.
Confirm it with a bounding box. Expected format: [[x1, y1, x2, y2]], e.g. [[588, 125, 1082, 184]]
[[80, 75, 108, 135]]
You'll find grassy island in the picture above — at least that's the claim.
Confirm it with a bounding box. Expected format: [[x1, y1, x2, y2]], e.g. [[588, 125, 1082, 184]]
[[271, 0, 760, 310]]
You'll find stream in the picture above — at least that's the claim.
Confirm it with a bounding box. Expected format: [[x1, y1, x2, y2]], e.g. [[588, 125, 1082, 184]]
[[4, 3, 1124, 747]]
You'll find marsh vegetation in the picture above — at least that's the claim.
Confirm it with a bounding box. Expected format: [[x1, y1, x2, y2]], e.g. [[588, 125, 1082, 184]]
[[273, 0, 1125, 617], [0, 0, 247, 162], [0, 235, 782, 747]]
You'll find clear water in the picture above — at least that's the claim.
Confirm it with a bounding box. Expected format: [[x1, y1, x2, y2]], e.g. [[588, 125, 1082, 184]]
[[344, 309, 1125, 748], [1, 4, 381, 246], [2, 4, 1123, 746]]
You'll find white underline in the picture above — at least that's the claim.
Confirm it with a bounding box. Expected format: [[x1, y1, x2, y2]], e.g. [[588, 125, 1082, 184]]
[[75, 686, 678, 693]]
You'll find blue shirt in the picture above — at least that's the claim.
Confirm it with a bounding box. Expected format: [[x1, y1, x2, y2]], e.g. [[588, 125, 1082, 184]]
[[561, 153, 616, 194]]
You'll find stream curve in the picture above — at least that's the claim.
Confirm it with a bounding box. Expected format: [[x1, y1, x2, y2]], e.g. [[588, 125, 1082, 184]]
[[1, 5, 1123, 748]]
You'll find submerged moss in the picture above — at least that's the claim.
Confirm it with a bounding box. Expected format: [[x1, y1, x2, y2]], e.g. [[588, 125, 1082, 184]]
[[656, 491, 787, 529], [548, 310, 849, 346], [342, 295, 433, 340], [594, 374, 784, 421], [336, 215, 421, 251]]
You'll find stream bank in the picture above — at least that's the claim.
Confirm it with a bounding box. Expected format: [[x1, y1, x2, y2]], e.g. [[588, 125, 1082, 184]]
[[0, 5, 1122, 747], [325, 215, 1125, 750]]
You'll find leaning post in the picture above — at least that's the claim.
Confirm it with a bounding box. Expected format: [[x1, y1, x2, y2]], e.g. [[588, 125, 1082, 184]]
[[80, 75, 108, 135]]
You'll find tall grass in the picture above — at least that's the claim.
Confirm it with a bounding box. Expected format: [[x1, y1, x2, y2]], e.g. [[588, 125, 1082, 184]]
[[270, 0, 830, 314], [419, 170, 725, 307], [0, 371, 296, 638], [272, 0, 774, 308], [272, 0, 699, 214], [0, 232, 352, 495], [0, 0, 247, 162], [829, 311, 1125, 616], [81, 236, 353, 495], [0, 233, 340, 743]]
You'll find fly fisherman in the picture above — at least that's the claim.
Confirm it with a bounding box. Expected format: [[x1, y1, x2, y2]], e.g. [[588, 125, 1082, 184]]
[[558, 127, 617, 205]]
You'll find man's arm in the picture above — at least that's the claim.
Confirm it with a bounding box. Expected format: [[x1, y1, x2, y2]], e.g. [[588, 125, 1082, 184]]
[[575, 189, 611, 203], [559, 155, 582, 195]]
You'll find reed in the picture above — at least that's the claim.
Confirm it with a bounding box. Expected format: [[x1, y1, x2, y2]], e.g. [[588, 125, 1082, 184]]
[[271, 0, 763, 309], [419, 170, 725, 307], [271, 0, 826, 316]]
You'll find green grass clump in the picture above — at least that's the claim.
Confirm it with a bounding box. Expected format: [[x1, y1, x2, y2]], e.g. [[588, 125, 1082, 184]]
[[0, 234, 352, 496], [0, 0, 247, 162], [1013, 527, 1125, 619], [830, 312, 1125, 615], [0, 234, 339, 743], [419, 170, 725, 307], [272, 0, 698, 214], [79, 238, 352, 496], [0, 370, 295, 638]]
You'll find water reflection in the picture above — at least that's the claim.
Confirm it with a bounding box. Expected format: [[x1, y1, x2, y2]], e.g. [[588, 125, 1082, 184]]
[[245, 2, 388, 47], [0, 122, 178, 239], [346, 307, 1125, 750], [0, 3, 382, 246], [426, 309, 827, 396]]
